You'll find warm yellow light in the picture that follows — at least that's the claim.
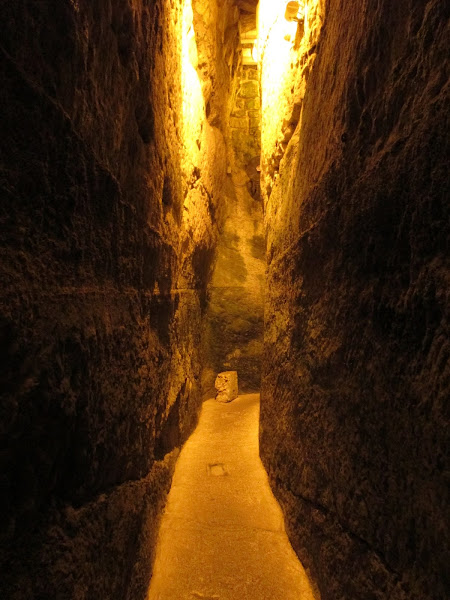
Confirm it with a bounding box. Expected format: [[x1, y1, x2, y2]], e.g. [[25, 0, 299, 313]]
[[258, 0, 323, 205], [181, 0, 204, 176], [258, 0, 296, 150], [285, 1, 302, 22]]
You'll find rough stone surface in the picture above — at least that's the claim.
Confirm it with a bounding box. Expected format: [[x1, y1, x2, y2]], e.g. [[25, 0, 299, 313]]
[[0, 0, 238, 597], [190, 0, 264, 399], [192, 0, 240, 129], [202, 170, 265, 397], [2, 0, 448, 597], [260, 1, 449, 599], [215, 370, 239, 403], [231, 66, 262, 167], [202, 60, 264, 398]]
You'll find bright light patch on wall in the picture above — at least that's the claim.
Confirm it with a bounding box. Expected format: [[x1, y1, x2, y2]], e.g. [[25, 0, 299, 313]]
[[257, 1, 299, 152], [181, 0, 204, 176], [257, 1, 299, 76], [257, 0, 322, 174]]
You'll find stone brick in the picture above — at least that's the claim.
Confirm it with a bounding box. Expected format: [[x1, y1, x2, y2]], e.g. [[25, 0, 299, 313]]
[[238, 81, 259, 98], [246, 68, 259, 80], [230, 116, 248, 129], [245, 98, 260, 110]]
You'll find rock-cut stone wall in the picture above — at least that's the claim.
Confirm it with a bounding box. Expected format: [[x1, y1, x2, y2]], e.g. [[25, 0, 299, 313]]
[[201, 14, 265, 397], [259, 0, 449, 598], [0, 0, 239, 597]]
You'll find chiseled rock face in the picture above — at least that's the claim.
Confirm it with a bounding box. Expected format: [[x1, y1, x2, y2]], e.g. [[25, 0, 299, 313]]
[[0, 0, 238, 597], [260, 1, 449, 599], [215, 371, 239, 403]]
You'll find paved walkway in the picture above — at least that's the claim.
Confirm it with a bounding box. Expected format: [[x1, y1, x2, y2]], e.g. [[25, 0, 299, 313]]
[[147, 394, 316, 600]]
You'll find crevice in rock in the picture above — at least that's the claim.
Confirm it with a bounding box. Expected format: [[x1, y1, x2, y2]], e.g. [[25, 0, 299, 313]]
[[278, 480, 399, 577]]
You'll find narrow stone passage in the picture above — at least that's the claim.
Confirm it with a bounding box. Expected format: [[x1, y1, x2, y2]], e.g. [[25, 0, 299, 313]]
[[147, 394, 315, 600]]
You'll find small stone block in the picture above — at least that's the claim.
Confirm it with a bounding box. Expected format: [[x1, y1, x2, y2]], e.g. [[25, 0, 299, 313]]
[[230, 116, 248, 129], [246, 68, 259, 80], [215, 371, 238, 403], [245, 98, 259, 110], [238, 81, 259, 99]]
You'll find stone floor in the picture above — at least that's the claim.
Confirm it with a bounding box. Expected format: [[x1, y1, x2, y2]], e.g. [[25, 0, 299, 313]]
[[147, 393, 316, 600]]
